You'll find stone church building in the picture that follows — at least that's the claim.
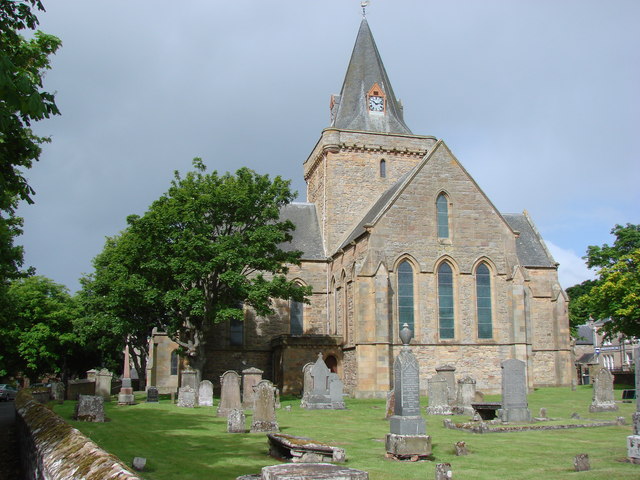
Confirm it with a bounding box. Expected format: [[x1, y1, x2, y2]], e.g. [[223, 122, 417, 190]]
[[147, 18, 572, 397]]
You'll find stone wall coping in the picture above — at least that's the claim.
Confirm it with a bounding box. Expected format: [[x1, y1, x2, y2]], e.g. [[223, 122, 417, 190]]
[[15, 389, 140, 480]]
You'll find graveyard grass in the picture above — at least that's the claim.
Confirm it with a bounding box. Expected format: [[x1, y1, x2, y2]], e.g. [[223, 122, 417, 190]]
[[53, 386, 639, 480]]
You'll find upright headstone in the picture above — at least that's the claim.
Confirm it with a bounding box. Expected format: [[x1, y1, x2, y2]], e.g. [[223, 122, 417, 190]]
[[302, 353, 345, 409], [95, 369, 113, 402], [589, 368, 618, 412], [499, 359, 531, 423], [227, 408, 246, 433], [51, 382, 65, 404], [435, 365, 457, 406], [426, 374, 452, 415], [146, 386, 159, 403], [198, 380, 214, 407], [74, 395, 105, 422], [385, 324, 431, 459], [177, 385, 197, 408], [385, 389, 395, 420], [627, 346, 640, 464], [455, 376, 477, 416], [250, 380, 279, 433], [328, 373, 345, 409], [242, 367, 264, 409], [178, 367, 198, 408], [218, 370, 242, 417]]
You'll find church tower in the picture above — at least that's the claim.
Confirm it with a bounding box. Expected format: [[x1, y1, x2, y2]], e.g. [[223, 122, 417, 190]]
[[303, 18, 437, 254]]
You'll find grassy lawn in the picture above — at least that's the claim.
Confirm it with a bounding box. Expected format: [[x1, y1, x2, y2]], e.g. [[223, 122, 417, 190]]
[[53, 386, 639, 480]]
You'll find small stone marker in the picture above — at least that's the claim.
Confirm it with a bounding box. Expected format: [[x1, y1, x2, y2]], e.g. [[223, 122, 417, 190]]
[[227, 408, 246, 433], [426, 374, 452, 415], [242, 367, 264, 409], [573, 453, 590, 472], [538, 407, 547, 419], [177, 385, 197, 408], [500, 359, 531, 423], [589, 368, 618, 412], [132, 457, 146, 472], [146, 386, 159, 403], [455, 376, 476, 416], [198, 380, 214, 407], [454, 441, 468, 456], [435, 463, 452, 480], [74, 395, 105, 422], [218, 370, 242, 417], [284, 405, 292, 412], [250, 380, 279, 433]]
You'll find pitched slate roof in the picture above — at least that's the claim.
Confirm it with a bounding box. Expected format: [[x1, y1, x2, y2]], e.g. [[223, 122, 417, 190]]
[[330, 18, 412, 135], [278, 203, 325, 261], [502, 213, 557, 268], [575, 324, 595, 345]]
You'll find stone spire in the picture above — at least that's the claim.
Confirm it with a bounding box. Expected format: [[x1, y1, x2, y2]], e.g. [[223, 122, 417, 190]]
[[330, 18, 412, 135]]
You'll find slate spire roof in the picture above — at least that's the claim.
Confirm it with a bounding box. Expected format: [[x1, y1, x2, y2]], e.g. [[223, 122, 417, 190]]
[[330, 18, 412, 135]]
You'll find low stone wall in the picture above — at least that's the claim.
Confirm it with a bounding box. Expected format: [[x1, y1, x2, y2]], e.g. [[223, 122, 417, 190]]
[[15, 389, 140, 480]]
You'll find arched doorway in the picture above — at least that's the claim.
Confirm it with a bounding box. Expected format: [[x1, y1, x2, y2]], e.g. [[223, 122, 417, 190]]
[[324, 355, 338, 373]]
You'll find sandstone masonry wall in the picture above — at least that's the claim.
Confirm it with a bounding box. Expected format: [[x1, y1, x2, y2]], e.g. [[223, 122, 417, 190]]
[[15, 390, 139, 480]]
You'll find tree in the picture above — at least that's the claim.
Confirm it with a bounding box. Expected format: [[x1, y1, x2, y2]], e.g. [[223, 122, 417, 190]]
[[94, 160, 310, 379], [0, 0, 61, 346], [76, 231, 168, 383], [0, 276, 83, 380], [568, 224, 640, 339]]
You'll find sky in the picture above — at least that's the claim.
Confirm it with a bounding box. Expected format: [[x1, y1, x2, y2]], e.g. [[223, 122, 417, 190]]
[[17, 0, 640, 293]]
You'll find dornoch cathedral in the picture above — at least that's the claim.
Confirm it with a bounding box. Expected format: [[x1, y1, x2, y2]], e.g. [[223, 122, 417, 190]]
[[147, 18, 572, 397]]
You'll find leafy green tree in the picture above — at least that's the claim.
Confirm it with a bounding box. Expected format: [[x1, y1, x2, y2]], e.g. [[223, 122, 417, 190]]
[[1, 276, 83, 380], [0, 0, 61, 360], [117, 160, 310, 378], [568, 224, 640, 339]]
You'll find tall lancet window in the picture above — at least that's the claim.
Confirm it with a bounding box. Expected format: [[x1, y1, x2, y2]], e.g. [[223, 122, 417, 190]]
[[290, 298, 304, 335], [438, 262, 455, 339], [380, 159, 386, 178], [397, 260, 414, 334], [437, 193, 450, 238], [170, 350, 179, 375], [476, 263, 493, 339]]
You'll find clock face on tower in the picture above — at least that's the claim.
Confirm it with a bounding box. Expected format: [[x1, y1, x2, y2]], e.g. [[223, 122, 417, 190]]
[[368, 95, 384, 112]]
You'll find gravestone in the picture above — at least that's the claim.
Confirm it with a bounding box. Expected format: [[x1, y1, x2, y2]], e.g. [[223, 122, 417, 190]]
[[301, 362, 314, 398], [435, 463, 452, 480], [589, 368, 618, 412], [246, 463, 369, 480], [627, 346, 640, 464], [454, 441, 468, 456], [250, 380, 279, 433], [455, 376, 476, 416], [177, 385, 197, 408], [227, 408, 246, 433], [302, 353, 345, 409], [574, 453, 590, 471], [181, 367, 198, 390], [95, 369, 113, 401], [74, 395, 105, 422], [132, 457, 146, 472], [268, 433, 346, 463], [426, 374, 452, 415], [242, 367, 264, 409], [198, 380, 214, 407], [386, 324, 431, 459], [117, 344, 135, 405], [385, 389, 395, 419], [146, 386, 159, 403], [435, 365, 457, 406], [218, 370, 242, 417], [51, 382, 65, 404], [499, 359, 531, 423]]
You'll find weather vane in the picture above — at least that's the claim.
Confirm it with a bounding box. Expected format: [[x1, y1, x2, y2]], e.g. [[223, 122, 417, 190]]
[[361, 1, 369, 17]]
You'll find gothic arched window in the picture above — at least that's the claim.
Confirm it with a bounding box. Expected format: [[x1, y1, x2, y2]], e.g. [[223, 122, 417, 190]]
[[230, 316, 244, 346], [397, 260, 414, 334], [438, 262, 455, 339], [290, 298, 304, 335], [380, 159, 386, 178], [476, 262, 493, 339], [170, 350, 179, 375], [436, 193, 450, 238]]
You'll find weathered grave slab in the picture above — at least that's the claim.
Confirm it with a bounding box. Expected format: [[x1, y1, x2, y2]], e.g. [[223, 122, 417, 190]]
[[74, 395, 105, 422], [303, 353, 345, 410], [250, 380, 279, 433], [589, 368, 618, 412], [146, 386, 159, 403], [198, 380, 214, 407], [95, 369, 113, 402], [242, 367, 264, 409], [177, 385, 197, 408], [218, 370, 242, 417], [260, 463, 368, 480], [228, 408, 246, 433], [268, 433, 346, 463], [426, 374, 452, 415], [500, 359, 531, 422], [454, 376, 476, 416], [435, 364, 456, 405]]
